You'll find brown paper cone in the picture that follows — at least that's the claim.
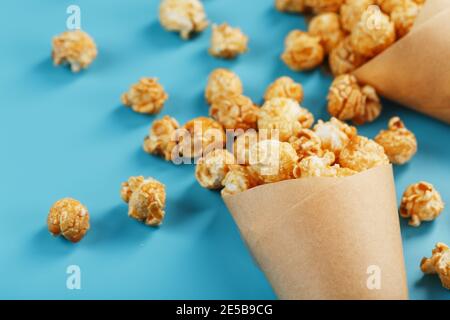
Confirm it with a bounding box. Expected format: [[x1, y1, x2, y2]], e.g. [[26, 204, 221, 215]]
[[223, 165, 408, 300], [353, 1, 450, 123]]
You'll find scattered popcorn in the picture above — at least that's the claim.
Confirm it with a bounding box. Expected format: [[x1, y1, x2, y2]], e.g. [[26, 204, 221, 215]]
[[258, 98, 314, 142], [338, 136, 389, 171], [195, 149, 235, 189], [282, 30, 325, 71], [313, 117, 357, 156], [221, 165, 262, 196], [264, 76, 304, 103], [275, 0, 306, 12], [159, 0, 208, 39], [293, 151, 357, 177], [329, 36, 367, 76], [305, 0, 345, 13], [52, 30, 97, 72], [390, 1, 421, 38], [353, 84, 382, 125], [308, 12, 345, 54], [143, 115, 180, 161], [375, 0, 406, 13], [400, 181, 444, 227], [121, 176, 166, 227], [121, 78, 169, 114], [209, 95, 259, 130], [420, 243, 450, 290], [289, 128, 324, 159], [233, 130, 259, 165], [374, 116, 417, 164], [340, 0, 374, 32], [47, 198, 90, 243], [350, 5, 396, 58], [209, 23, 249, 59], [248, 139, 299, 184], [205, 68, 243, 105]]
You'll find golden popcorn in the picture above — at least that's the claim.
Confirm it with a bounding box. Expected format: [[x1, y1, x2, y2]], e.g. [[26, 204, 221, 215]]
[[248, 139, 299, 184], [375, 0, 407, 13], [313, 117, 357, 156], [340, 0, 374, 32], [52, 30, 97, 72], [305, 0, 345, 13], [121, 78, 169, 114], [293, 151, 357, 178], [264, 76, 304, 103], [205, 68, 243, 105], [221, 165, 262, 196], [288, 128, 324, 159], [195, 149, 235, 189], [159, 0, 208, 39], [209, 23, 249, 59], [339, 136, 389, 171], [390, 1, 421, 38], [275, 0, 306, 12], [374, 116, 417, 164], [233, 130, 259, 165], [281, 30, 325, 71], [420, 243, 450, 290], [308, 12, 345, 54], [258, 97, 314, 142], [400, 182, 444, 227], [209, 95, 259, 130], [121, 176, 166, 227], [143, 115, 180, 161], [47, 198, 90, 243], [350, 5, 396, 58], [353, 84, 382, 125], [329, 36, 368, 76]]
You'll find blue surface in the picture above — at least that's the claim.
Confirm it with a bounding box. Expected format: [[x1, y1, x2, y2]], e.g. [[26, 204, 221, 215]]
[[0, 0, 448, 300]]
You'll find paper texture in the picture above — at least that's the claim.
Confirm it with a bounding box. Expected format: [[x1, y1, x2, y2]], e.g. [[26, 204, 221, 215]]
[[353, 1, 450, 123], [223, 165, 408, 300]]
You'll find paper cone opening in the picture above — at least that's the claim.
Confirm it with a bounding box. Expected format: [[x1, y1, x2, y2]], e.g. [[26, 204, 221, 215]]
[[223, 165, 408, 300]]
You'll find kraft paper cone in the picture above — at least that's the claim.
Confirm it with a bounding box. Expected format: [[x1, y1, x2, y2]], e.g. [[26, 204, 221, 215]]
[[353, 1, 450, 123], [223, 165, 408, 300]]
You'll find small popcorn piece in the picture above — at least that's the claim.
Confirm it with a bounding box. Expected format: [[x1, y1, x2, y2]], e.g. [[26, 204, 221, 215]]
[[350, 5, 396, 58], [159, 0, 208, 39], [313, 117, 357, 156], [305, 0, 345, 13], [121, 176, 166, 227], [282, 30, 325, 71], [308, 12, 345, 54], [340, 0, 374, 32], [374, 116, 417, 164], [209, 23, 249, 59], [121, 78, 169, 114], [339, 135, 389, 171], [400, 182, 444, 227], [47, 198, 90, 243], [264, 76, 304, 103], [353, 84, 382, 125], [289, 128, 324, 159], [329, 36, 368, 76], [52, 30, 97, 72], [205, 68, 243, 105], [248, 139, 299, 184], [143, 115, 180, 161], [276, 0, 306, 12], [195, 149, 235, 189], [390, 1, 421, 38], [221, 165, 262, 196], [420, 243, 450, 290], [209, 95, 259, 131], [233, 130, 259, 165], [258, 98, 314, 142], [293, 151, 357, 178], [375, 0, 407, 13]]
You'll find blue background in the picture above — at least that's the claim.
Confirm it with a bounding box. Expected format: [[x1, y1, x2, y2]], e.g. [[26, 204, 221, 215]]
[[0, 0, 448, 300]]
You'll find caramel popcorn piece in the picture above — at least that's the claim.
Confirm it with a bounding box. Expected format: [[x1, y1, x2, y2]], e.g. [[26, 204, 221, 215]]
[[400, 182, 445, 227], [248, 139, 299, 184], [159, 0, 208, 39], [47, 198, 90, 243], [293, 151, 357, 178], [289, 128, 324, 159], [209, 95, 259, 130], [121, 176, 166, 227], [308, 12, 345, 54], [353, 84, 382, 125], [233, 130, 259, 165], [52, 30, 97, 72], [275, 0, 306, 12], [329, 36, 368, 76], [390, 0, 421, 38], [264, 76, 304, 103], [195, 149, 235, 189], [205, 68, 243, 105], [209, 23, 249, 59], [221, 165, 262, 196], [258, 98, 314, 142], [340, 0, 374, 32], [375, 0, 407, 13], [374, 116, 417, 164], [143, 115, 180, 161], [305, 0, 345, 13], [339, 135, 389, 171], [121, 78, 169, 114], [282, 30, 325, 71], [420, 243, 450, 290], [313, 117, 357, 156], [350, 5, 396, 58]]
